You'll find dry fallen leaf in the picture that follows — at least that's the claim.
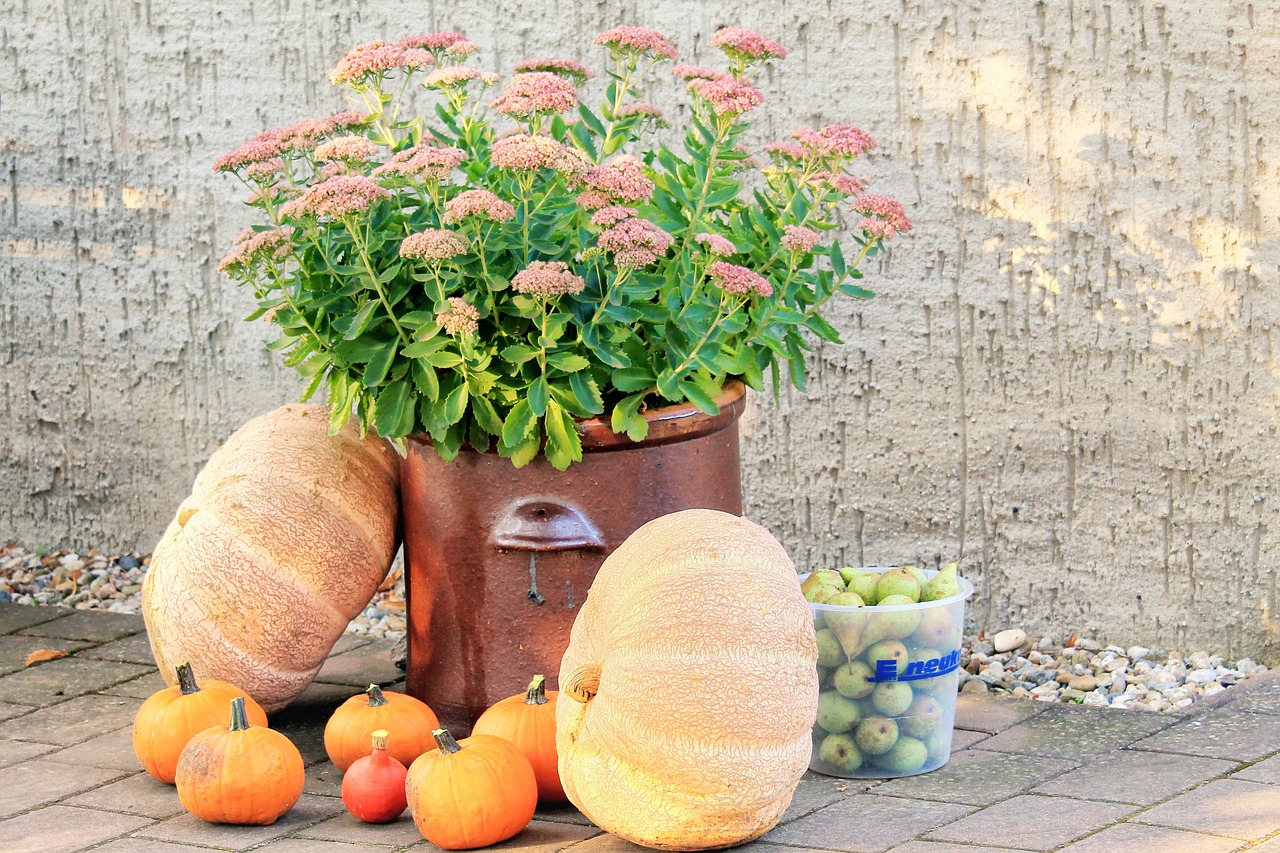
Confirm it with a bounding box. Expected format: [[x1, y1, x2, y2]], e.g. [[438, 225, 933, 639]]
[[25, 649, 68, 667]]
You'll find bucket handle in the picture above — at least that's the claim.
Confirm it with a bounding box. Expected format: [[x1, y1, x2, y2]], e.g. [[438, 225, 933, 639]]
[[490, 498, 605, 552]]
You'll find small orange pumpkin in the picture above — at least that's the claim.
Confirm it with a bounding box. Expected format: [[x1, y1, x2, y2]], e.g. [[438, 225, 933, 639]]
[[471, 674, 565, 803], [132, 662, 269, 783], [175, 696, 304, 825], [324, 683, 439, 771], [405, 728, 538, 850]]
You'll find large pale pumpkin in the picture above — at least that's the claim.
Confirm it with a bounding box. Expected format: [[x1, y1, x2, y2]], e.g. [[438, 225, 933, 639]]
[[556, 509, 818, 851], [142, 404, 399, 712]]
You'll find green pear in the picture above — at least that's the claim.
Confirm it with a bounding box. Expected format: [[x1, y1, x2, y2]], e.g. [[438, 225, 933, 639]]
[[823, 591, 867, 657], [900, 565, 929, 589], [922, 729, 952, 764], [875, 568, 921, 603], [816, 628, 845, 667], [921, 560, 964, 602], [854, 715, 899, 756], [832, 660, 875, 699], [801, 570, 845, 597], [872, 736, 928, 774], [911, 607, 956, 648], [839, 569, 880, 605], [904, 647, 945, 689], [817, 664, 833, 688], [862, 639, 908, 670], [870, 681, 914, 717], [816, 690, 862, 734], [899, 694, 944, 738], [817, 732, 864, 774], [854, 597, 921, 655]]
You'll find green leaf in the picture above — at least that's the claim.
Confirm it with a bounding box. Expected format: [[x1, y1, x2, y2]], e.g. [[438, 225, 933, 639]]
[[610, 393, 649, 442], [547, 351, 590, 373], [470, 394, 505, 434], [704, 183, 741, 206], [423, 350, 464, 369], [830, 241, 847, 279], [327, 374, 357, 435], [410, 358, 440, 402], [401, 336, 447, 358], [543, 399, 582, 471], [374, 379, 411, 437], [341, 300, 381, 340], [611, 366, 655, 392], [499, 344, 541, 365], [361, 338, 399, 387], [569, 372, 605, 414], [578, 105, 606, 137], [501, 398, 536, 447], [528, 375, 550, 417], [838, 283, 876, 299], [443, 381, 469, 426], [679, 379, 720, 415], [507, 427, 541, 468], [804, 313, 844, 343]]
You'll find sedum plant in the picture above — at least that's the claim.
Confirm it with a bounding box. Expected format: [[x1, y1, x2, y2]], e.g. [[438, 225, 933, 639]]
[[215, 26, 911, 469]]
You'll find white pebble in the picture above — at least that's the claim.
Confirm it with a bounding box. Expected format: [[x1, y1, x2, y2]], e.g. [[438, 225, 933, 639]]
[[1187, 669, 1217, 684], [993, 629, 1028, 653]]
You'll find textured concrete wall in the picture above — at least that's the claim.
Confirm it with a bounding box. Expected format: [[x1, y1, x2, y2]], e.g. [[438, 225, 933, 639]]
[[3, 2, 1277, 656]]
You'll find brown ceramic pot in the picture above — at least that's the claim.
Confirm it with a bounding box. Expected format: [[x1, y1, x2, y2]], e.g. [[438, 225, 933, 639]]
[[401, 382, 746, 730]]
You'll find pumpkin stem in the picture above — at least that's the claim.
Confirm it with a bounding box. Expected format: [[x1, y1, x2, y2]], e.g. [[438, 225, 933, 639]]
[[371, 729, 389, 752], [176, 662, 200, 695], [365, 683, 388, 707], [525, 674, 548, 705], [228, 696, 250, 732], [432, 727, 462, 755], [563, 663, 602, 704]]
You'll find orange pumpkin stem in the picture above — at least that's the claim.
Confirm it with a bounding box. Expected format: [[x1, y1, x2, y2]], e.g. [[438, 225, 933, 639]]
[[525, 674, 548, 705], [176, 662, 200, 695], [365, 684, 388, 707], [371, 729, 389, 752], [432, 727, 462, 755], [228, 696, 251, 732]]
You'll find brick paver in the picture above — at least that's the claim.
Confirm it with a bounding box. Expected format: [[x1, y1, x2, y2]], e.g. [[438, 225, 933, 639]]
[[0, 605, 1276, 852]]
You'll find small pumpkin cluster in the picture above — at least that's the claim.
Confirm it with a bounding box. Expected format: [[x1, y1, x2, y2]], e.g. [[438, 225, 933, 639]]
[[322, 676, 562, 848]]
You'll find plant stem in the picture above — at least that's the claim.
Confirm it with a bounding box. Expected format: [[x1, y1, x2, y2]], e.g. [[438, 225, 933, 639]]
[[350, 218, 411, 346]]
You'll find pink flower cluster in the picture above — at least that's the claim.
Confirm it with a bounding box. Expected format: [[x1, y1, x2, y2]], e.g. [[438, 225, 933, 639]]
[[443, 189, 516, 224], [596, 214, 673, 269], [852, 194, 912, 239], [436, 297, 481, 336], [694, 232, 736, 256], [244, 158, 284, 181], [218, 227, 294, 272], [490, 72, 580, 117], [514, 57, 595, 84], [672, 64, 728, 82], [490, 134, 589, 180], [400, 228, 469, 261], [330, 40, 434, 85], [710, 27, 787, 60], [584, 155, 653, 204], [314, 136, 380, 162], [400, 32, 467, 50], [512, 261, 586, 299], [372, 145, 466, 181], [708, 261, 773, 297], [424, 67, 480, 89], [763, 141, 805, 162], [616, 102, 665, 121], [280, 175, 389, 218], [446, 40, 480, 58], [792, 124, 877, 159], [213, 112, 369, 172], [590, 206, 638, 227], [781, 225, 820, 253], [687, 78, 764, 116], [593, 25, 678, 59]]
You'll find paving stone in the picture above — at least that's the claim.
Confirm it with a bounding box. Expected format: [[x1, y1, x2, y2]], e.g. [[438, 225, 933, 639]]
[[947, 729, 989, 752], [0, 694, 142, 745], [971, 703, 1172, 759], [314, 640, 405, 687], [136, 793, 345, 850], [79, 632, 157, 665], [534, 801, 596, 827], [1057, 822, 1245, 852], [923, 794, 1136, 851], [0, 740, 57, 769], [0, 636, 94, 676], [886, 844, 1037, 853], [0, 804, 153, 853], [1248, 834, 1280, 851], [0, 603, 69, 635], [875, 749, 1078, 806], [64, 771, 186, 819], [953, 695, 1044, 734], [294, 812, 426, 847], [1231, 691, 1280, 716], [22, 610, 145, 642], [1130, 711, 1280, 762], [762, 794, 976, 852], [272, 702, 337, 767], [777, 771, 873, 825], [230, 839, 395, 852], [289, 680, 362, 712], [1031, 749, 1238, 804], [45, 725, 141, 770], [303, 761, 345, 798], [100, 670, 168, 699], [1134, 778, 1280, 840], [330, 633, 375, 655], [1233, 754, 1280, 785], [0, 701, 36, 723], [0, 657, 150, 707], [0, 757, 129, 818], [75, 840, 213, 853]]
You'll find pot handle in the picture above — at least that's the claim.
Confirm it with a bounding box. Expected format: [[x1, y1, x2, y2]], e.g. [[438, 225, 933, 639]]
[[490, 498, 605, 552]]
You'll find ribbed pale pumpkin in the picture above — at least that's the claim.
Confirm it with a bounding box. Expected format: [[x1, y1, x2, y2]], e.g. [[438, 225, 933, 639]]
[[557, 509, 818, 851], [142, 404, 400, 712]]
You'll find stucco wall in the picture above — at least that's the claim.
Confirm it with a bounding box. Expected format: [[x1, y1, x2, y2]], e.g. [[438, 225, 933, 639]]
[[3, 2, 1277, 657]]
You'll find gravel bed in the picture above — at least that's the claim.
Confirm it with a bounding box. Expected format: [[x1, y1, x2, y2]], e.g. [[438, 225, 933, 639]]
[[1, 543, 1267, 711]]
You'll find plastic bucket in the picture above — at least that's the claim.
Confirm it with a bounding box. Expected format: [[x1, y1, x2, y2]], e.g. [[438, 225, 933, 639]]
[[806, 567, 974, 778]]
